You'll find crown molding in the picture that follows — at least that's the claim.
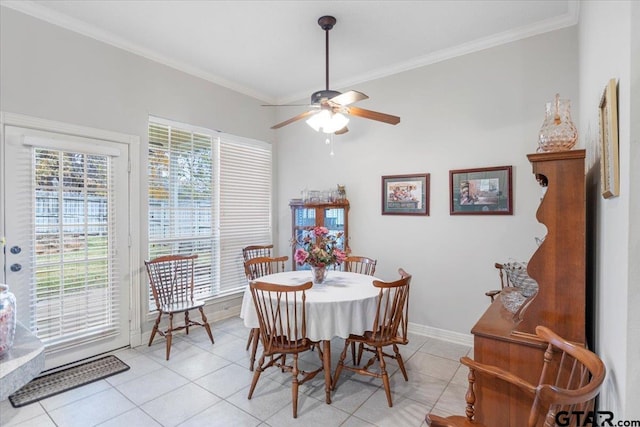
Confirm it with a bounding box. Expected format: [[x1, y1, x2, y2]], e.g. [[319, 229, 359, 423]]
[[279, 2, 580, 104], [1, 0, 275, 103], [3, 0, 579, 106]]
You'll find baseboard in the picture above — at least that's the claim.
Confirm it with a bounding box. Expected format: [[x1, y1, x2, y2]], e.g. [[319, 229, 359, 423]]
[[408, 322, 474, 347]]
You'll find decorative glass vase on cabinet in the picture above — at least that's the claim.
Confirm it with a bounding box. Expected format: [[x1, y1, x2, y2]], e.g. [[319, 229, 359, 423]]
[[538, 93, 578, 153]]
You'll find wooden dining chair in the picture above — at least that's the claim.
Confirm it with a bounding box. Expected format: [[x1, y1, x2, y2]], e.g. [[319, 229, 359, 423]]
[[144, 254, 214, 360], [425, 325, 606, 427], [248, 280, 323, 418], [343, 255, 377, 275], [242, 244, 274, 262], [244, 255, 288, 371], [485, 262, 514, 302], [332, 268, 411, 407], [342, 255, 378, 363], [241, 245, 274, 363]]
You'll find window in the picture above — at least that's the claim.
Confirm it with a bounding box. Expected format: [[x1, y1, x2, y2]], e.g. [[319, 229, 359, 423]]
[[148, 118, 272, 304]]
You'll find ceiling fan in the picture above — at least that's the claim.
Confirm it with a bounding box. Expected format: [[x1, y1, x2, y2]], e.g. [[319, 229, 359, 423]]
[[270, 16, 400, 134]]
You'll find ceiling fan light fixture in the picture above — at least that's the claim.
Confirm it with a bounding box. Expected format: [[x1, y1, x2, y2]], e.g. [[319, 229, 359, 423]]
[[306, 110, 349, 134], [268, 15, 399, 132]]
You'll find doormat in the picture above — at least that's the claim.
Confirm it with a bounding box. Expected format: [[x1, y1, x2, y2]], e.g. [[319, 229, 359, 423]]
[[8, 355, 130, 408]]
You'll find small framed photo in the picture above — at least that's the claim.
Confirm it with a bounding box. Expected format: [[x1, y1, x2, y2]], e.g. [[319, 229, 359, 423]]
[[381, 174, 430, 216], [450, 166, 513, 215], [599, 78, 619, 198]]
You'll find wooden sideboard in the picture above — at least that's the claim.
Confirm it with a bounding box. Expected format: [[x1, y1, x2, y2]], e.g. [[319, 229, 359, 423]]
[[471, 150, 586, 425]]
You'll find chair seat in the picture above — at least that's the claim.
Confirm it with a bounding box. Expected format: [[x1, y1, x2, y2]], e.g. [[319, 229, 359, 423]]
[[348, 331, 405, 346], [265, 336, 312, 353], [161, 299, 205, 313]]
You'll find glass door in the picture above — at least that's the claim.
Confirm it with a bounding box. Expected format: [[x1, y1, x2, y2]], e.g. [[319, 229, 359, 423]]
[[292, 207, 315, 270], [3, 125, 131, 369]]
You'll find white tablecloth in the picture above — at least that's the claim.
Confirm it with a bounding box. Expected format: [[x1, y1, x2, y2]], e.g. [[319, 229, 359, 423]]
[[241, 271, 380, 342]]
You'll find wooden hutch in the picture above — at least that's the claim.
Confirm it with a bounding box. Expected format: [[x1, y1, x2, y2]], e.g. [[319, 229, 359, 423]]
[[289, 199, 349, 271], [471, 150, 586, 425]]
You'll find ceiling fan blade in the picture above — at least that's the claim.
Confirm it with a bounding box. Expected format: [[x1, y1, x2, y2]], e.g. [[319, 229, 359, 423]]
[[335, 126, 349, 135], [347, 106, 401, 125], [270, 110, 317, 129], [329, 90, 369, 106], [261, 103, 312, 107]]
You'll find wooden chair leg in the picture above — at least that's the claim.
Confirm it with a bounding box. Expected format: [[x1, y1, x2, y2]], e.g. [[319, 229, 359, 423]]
[[247, 355, 265, 399], [199, 307, 215, 344], [356, 342, 364, 365], [378, 346, 393, 407], [166, 313, 174, 360], [351, 342, 357, 364], [184, 310, 190, 335], [291, 353, 300, 418], [249, 328, 259, 371], [246, 328, 254, 350], [332, 339, 350, 390], [394, 344, 408, 381], [149, 312, 162, 346]]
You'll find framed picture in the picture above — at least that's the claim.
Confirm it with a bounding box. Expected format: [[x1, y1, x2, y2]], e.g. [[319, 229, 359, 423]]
[[381, 173, 429, 215], [600, 78, 619, 198], [449, 166, 513, 215]]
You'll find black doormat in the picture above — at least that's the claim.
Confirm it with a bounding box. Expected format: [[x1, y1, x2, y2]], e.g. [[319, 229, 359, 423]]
[[8, 355, 130, 408]]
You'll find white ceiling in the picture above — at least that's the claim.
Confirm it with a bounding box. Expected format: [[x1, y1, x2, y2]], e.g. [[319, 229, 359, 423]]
[[3, 0, 578, 104]]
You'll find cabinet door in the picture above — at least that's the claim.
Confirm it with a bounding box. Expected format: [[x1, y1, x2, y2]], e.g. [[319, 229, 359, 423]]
[[292, 207, 316, 270], [323, 207, 346, 251]]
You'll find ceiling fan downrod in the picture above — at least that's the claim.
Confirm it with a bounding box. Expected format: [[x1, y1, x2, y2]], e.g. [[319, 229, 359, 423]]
[[318, 16, 336, 91]]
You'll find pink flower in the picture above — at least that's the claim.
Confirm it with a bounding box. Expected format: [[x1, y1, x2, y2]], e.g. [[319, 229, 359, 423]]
[[293, 226, 348, 268], [313, 226, 329, 237], [294, 248, 309, 265], [333, 248, 347, 264]]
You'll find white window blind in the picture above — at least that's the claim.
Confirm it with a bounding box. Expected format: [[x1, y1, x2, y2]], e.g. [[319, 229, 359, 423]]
[[148, 119, 271, 303], [219, 136, 272, 294], [31, 147, 120, 345]]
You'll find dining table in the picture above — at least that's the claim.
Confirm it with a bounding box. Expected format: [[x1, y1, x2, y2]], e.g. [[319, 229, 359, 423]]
[[240, 270, 381, 404]]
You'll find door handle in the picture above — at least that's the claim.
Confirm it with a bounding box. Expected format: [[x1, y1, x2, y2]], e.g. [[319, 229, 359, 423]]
[[10, 263, 22, 272], [10, 245, 22, 254]]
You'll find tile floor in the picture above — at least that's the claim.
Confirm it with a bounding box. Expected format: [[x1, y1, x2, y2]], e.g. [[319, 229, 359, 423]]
[[0, 316, 472, 427]]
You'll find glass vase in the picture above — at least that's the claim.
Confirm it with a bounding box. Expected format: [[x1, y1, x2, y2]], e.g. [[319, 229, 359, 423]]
[[311, 266, 328, 284], [538, 94, 578, 152], [0, 284, 17, 356]]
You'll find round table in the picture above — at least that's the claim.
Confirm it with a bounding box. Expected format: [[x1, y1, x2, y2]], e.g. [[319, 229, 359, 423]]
[[240, 270, 381, 403]]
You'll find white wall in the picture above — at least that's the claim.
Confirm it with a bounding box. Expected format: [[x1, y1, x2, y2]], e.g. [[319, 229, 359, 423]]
[[275, 27, 579, 339], [0, 6, 275, 336], [4, 1, 637, 415], [578, 0, 638, 419]]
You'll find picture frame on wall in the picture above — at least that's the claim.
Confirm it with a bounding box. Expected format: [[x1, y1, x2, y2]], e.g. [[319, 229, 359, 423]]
[[599, 78, 619, 199], [381, 173, 430, 216], [450, 166, 513, 215]]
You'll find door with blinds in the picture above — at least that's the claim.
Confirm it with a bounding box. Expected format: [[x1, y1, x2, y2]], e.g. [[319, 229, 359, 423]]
[[3, 125, 131, 369]]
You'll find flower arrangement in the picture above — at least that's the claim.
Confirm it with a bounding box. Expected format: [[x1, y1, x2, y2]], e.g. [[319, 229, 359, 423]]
[[294, 226, 347, 268]]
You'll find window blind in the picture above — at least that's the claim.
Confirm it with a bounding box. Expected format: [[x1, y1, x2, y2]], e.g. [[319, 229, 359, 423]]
[[219, 136, 272, 295], [148, 119, 271, 302], [31, 146, 120, 345]]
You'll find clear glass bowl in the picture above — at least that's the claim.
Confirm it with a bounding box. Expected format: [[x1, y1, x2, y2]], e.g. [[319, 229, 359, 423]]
[[503, 261, 539, 297], [500, 287, 527, 314]]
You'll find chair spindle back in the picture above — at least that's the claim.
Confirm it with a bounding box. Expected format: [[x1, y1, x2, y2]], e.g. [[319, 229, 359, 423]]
[[145, 254, 197, 309], [250, 281, 312, 354]]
